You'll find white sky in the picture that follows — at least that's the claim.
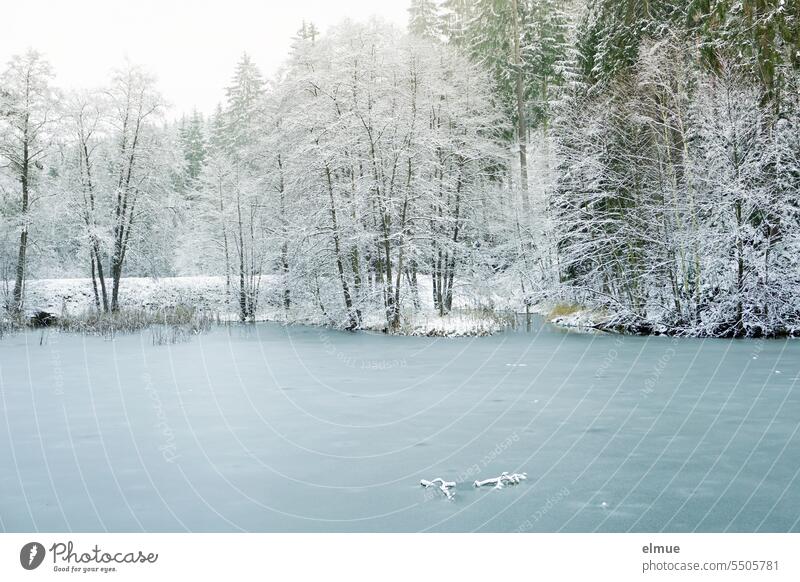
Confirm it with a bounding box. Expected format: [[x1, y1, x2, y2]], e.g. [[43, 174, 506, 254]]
[[0, 0, 409, 118]]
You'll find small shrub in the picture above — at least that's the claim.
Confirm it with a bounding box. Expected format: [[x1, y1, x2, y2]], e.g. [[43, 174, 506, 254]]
[[547, 303, 583, 319], [54, 306, 217, 341]]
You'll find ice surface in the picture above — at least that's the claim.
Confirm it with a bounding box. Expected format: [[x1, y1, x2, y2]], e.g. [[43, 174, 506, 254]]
[[1, 317, 799, 532]]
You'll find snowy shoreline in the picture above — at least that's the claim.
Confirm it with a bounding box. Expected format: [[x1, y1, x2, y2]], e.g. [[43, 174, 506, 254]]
[[544, 304, 800, 339], [7, 276, 518, 338], [11, 277, 795, 339]]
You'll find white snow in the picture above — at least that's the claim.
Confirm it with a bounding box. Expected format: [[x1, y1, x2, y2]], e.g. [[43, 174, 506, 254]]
[[420, 478, 456, 500], [474, 472, 528, 490], [547, 308, 609, 330], [18, 275, 517, 337]]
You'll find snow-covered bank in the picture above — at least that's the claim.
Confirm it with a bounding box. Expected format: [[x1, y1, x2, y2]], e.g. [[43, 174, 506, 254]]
[[545, 305, 609, 330], [390, 311, 516, 337], [540, 301, 800, 338], [19, 277, 796, 339], [13, 276, 516, 337], [20, 276, 231, 317]]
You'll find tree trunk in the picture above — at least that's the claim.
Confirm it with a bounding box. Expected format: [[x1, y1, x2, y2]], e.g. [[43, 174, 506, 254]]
[[236, 188, 248, 322], [392, 187, 410, 330], [90, 252, 100, 311], [325, 163, 358, 329], [511, 0, 529, 215], [111, 261, 122, 312], [11, 133, 30, 313], [408, 262, 420, 310], [93, 242, 109, 313], [735, 199, 744, 335], [79, 131, 109, 313], [278, 154, 290, 310], [218, 176, 231, 304], [12, 229, 27, 312]]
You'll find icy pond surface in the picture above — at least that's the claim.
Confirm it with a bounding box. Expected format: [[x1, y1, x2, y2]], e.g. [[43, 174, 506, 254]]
[[1, 318, 799, 532]]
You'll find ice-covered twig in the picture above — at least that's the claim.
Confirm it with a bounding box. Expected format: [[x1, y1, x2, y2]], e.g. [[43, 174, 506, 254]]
[[420, 477, 456, 500], [473, 472, 527, 490]]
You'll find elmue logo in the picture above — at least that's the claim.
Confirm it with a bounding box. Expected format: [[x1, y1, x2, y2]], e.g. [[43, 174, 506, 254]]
[[20, 542, 46, 570]]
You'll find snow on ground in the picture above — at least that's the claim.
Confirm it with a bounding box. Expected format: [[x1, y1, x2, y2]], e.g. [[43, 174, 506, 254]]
[[22, 276, 234, 318], [18, 276, 518, 336], [393, 313, 509, 337], [547, 308, 609, 329]]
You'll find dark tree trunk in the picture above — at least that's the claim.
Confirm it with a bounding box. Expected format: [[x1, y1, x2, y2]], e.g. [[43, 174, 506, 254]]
[[278, 154, 291, 310], [511, 0, 529, 214], [90, 252, 100, 311], [93, 242, 109, 313], [11, 132, 30, 313], [325, 164, 358, 329]]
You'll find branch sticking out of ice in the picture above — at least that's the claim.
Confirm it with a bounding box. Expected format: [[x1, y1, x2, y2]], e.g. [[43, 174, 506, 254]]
[[473, 472, 527, 490], [420, 478, 456, 500]]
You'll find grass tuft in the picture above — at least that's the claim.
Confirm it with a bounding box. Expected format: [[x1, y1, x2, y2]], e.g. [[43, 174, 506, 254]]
[[2, 305, 219, 344], [547, 302, 583, 320]]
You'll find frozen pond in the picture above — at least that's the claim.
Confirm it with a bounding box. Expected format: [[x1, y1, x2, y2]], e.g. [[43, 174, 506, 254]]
[[1, 318, 799, 532]]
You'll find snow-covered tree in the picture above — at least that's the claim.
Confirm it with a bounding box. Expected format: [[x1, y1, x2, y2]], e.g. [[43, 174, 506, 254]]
[[408, 0, 440, 40], [0, 50, 58, 313], [104, 64, 166, 311]]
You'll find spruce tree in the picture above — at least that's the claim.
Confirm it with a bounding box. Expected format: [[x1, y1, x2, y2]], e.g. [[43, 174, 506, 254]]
[[408, 0, 440, 39], [224, 53, 265, 156]]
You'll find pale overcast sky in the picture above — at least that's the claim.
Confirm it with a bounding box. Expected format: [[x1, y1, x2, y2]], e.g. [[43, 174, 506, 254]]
[[0, 0, 409, 118]]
